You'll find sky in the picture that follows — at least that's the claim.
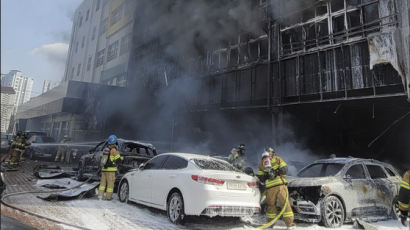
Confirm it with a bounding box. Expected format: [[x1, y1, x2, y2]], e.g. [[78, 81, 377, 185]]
[[1, 0, 83, 97]]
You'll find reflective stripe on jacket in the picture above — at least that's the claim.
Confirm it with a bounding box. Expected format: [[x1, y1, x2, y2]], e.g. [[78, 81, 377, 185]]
[[258, 155, 288, 189], [398, 170, 410, 211], [102, 147, 123, 172]]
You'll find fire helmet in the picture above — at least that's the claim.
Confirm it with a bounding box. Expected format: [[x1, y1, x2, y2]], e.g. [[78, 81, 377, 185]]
[[262, 151, 270, 158], [238, 144, 245, 150], [107, 135, 117, 145]]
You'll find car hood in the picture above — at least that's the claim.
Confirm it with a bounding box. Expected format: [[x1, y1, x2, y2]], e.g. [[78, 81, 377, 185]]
[[287, 176, 339, 187]]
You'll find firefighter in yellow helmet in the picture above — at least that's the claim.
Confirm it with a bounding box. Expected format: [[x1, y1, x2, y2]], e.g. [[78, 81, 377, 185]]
[[98, 135, 123, 201], [257, 147, 295, 229], [398, 170, 410, 226], [8, 132, 30, 168]]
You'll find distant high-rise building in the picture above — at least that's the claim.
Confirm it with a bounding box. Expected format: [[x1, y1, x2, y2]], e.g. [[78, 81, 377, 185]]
[[1, 70, 34, 108], [42, 80, 59, 94], [0, 86, 16, 133]]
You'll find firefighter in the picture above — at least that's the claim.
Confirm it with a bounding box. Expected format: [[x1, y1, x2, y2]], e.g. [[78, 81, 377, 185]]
[[398, 170, 410, 226], [8, 132, 30, 168], [98, 135, 123, 201], [257, 147, 295, 229], [55, 135, 71, 164], [228, 144, 246, 171]]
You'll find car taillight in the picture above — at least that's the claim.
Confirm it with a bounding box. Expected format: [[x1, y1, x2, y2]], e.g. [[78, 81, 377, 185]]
[[247, 181, 258, 188], [191, 175, 225, 186]]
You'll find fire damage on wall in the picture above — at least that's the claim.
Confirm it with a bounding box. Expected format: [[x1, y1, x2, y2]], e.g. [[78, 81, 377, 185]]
[[117, 0, 410, 170]]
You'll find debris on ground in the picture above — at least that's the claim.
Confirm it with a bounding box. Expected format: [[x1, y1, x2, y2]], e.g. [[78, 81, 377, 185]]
[[33, 165, 76, 179], [35, 178, 83, 189], [354, 218, 379, 230], [37, 182, 99, 201]]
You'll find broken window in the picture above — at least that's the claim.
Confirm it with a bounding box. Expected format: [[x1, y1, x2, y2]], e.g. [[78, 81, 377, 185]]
[[366, 165, 387, 179], [304, 23, 316, 50], [302, 7, 315, 22], [347, 10, 362, 35], [290, 26, 303, 52], [364, 3, 379, 33], [229, 48, 238, 67], [260, 38, 268, 59], [316, 3, 327, 16], [220, 50, 228, 68], [317, 19, 329, 45], [347, 0, 361, 8], [332, 15, 346, 42], [249, 41, 259, 62], [282, 30, 292, 55], [345, 164, 366, 179], [239, 44, 249, 64], [331, 0, 344, 12]]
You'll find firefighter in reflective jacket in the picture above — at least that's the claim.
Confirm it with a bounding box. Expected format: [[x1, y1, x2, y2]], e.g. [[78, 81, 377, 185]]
[[398, 170, 410, 226], [98, 135, 123, 201], [228, 144, 246, 170], [8, 132, 30, 168], [257, 147, 295, 229]]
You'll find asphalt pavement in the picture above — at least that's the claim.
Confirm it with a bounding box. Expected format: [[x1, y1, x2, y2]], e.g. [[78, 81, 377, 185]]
[[1, 215, 37, 230]]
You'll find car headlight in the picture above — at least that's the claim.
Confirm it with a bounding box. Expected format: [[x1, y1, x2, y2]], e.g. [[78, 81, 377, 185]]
[[321, 185, 331, 195], [0, 172, 5, 182]]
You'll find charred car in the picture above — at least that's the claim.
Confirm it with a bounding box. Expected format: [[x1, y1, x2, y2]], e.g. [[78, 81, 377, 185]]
[[76, 139, 157, 184], [288, 157, 401, 228]]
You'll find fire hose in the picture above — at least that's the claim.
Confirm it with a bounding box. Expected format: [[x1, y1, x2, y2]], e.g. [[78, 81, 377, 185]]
[[1, 172, 95, 230], [257, 186, 290, 229]]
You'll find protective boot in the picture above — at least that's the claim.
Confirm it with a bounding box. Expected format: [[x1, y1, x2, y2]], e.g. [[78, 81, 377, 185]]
[[105, 192, 113, 201], [287, 223, 296, 229]]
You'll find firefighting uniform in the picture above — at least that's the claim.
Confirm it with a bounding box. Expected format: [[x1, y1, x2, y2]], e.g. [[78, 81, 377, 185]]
[[9, 137, 30, 167], [257, 155, 294, 227], [398, 170, 410, 216], [98, 146, 123, 200], [228, 150, 246, 170], [55, 138, 70, 163]]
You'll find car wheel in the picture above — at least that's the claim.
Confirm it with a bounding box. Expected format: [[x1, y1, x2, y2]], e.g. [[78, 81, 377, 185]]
[[167, 192, 185, 224], [392, 197, 400, 220], [321, 196, 345, 228], [118, 180, 129, 203]]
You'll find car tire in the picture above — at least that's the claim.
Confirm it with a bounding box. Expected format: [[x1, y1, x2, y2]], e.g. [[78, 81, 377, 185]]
[[321, 196, 345, 228], [391, 197, 400, 220], [167, 192, 185, 225], [118, 180, 129, 203]]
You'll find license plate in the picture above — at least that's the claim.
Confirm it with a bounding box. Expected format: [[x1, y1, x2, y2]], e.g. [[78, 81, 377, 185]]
[[227, 181, 246, 190]]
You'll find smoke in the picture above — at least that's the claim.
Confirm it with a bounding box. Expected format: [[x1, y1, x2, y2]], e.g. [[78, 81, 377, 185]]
[[88, 0, 322, 173]]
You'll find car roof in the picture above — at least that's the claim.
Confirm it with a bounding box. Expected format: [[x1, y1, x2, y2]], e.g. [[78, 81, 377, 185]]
[[313, 157, 393, 167], [160, 152, 224, 161], [117, 138, 156, 149]]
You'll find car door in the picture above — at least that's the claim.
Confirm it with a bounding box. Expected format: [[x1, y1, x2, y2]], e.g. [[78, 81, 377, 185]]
[[365, 164, 393, 216], [130, 155, 168, 204], [150, 155, 188, 208], [343, 163, 374, 218]]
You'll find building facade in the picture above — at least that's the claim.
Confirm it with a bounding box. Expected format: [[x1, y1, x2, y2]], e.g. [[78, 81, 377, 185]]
[[63, 0, 137, 87], [42, 80, 59, 94], [0, 87, 16, 133], [1, 70, 34, 110]]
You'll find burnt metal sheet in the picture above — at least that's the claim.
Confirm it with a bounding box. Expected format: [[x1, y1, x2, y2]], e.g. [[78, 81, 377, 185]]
[[33, 165, 76, 179], [36, 178, 83, 189], [37, 182, 99, 201]]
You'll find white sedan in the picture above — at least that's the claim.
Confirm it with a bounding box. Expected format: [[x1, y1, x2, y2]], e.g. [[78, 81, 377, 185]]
[[118, 153, 260, 224]]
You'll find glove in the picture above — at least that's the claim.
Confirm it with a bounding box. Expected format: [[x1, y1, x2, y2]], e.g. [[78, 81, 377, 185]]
[[400, 213, 408, 226]]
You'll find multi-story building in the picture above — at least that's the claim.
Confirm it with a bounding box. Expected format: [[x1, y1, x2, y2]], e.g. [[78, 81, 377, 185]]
[[63, 0, 136, 87], [42, 80, 59, 94], [1, 70, 34, 109], [1, 86, 16, 133]]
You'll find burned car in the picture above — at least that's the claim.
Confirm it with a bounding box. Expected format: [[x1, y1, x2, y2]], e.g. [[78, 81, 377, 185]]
[[76, 139, 157, 184], [288, 157, 401, 228]]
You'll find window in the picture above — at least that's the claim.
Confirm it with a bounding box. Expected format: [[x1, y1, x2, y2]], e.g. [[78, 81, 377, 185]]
[[144, 155, 168, 170], [331, 0, 344, 12], [79, 16, 83, 27], [298, 163, 344, 177], [162, 156, 188, 170], [366, 165, 387, 179], [95, 49, 105, 67], [75, 41, 79, 53], [91, 27, 96, 40], [345, 164, 366, 179], [107, 40, 119, 62], [71, 67, 75, 79], [193, 159, 239, 172], [86, 10, 90, 21], [99, 18, 108, 36], [110, 4, 124, 26], [87, 56, 92, 71], [120, 34, 131, 55], [81, 36, 85, 48], [77, 64, 81, 76], [384, 167, 397, 177], [96, 0, 100, 11]]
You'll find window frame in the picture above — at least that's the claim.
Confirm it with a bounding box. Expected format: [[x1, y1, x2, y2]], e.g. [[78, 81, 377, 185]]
[[162, 155, 188, 170], [144, 155, 169, 170], [344, 163, 367, 179], [365, 164, 388, 179]]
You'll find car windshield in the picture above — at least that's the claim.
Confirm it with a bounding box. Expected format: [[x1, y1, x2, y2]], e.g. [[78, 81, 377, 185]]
[[298, 163, 344, 177], [193, 158, 240, 172]]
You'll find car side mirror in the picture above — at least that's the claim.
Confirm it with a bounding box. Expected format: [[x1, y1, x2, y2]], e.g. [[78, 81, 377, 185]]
[[139, 163, 145, 170], [343, 175, 352, 183]]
